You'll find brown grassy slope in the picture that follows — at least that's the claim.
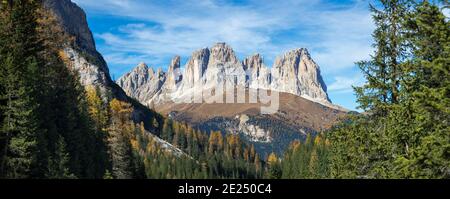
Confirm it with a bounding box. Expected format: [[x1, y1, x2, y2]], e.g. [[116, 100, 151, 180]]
[[155, 89, 347, 132]]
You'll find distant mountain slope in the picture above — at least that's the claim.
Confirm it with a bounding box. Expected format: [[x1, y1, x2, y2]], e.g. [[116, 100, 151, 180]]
[[157, 90, 343, 132], [155, 90, 346, 156]]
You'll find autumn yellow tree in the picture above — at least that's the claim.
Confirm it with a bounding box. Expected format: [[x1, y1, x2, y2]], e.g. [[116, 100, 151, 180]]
[[308, 149, 318, 178], [208, 131, 223, 155], [86, 86, 109, 131], [266, 152, 281, 179], [267, 152, 278, 166], [107, 99, 134, 179]]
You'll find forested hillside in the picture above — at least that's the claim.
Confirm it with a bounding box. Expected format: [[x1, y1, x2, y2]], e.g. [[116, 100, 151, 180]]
[[0, 0, 107, 178]]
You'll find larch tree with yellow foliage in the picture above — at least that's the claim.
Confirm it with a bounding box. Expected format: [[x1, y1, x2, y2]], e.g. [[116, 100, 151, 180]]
[[266, 152, 281, 179], [107, 99, 135, 179]]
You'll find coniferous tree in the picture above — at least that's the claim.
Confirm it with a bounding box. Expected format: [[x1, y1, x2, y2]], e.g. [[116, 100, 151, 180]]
[[46, 135, 75, 179], [108, 99, 134, 179], [330, 0, 412, 179], [0, 0, 40, 179], [266, 152, 281, 179], [390, 1, 450, 178], [355, 0, 410, 115], [0, 0, 111, 179], [329, 0, 449, 179]]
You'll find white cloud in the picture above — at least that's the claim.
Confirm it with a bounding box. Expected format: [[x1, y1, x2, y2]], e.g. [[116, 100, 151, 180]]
[[328, 75, 365, 94], [444, 8, 450, 18], [72, 0, 375, 74]]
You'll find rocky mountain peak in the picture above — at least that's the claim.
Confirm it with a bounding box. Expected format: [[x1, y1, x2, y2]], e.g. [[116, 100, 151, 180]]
[[43, 0, 96, 54], [44, 0, 113, 95], [137, 61, 148, 68], [209, 42, 239, 64], [274, 49, 304, 72], [135, 62, 152, 74], [183, 48, 210, 87], [156, 67, 164, 76], [117, 63, 153, 97], [243, 54, 263, 71], [165, 56, 182, 91], [118, 43, 333, 108], [131, 62, 154, 80], [117, 63, 166, 105], [271, 48, 330, 103], [168, 56, 181, 72], [243, 54, 271, 89]]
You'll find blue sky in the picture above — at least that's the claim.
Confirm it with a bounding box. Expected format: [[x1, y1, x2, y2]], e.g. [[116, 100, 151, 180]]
[[72, 0, 376, 111]]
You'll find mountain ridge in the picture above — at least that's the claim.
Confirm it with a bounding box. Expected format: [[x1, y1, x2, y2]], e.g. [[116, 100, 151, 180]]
[[118, 43, 339, 110]]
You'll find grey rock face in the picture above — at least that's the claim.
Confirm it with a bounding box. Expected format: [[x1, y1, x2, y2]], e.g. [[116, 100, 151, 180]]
[[236, 114, 272, 143], [209, 42, 240, 64], [164, 56, 182, 91], [117, 63, 166, 105], [182, 48, 210, 89], [203, 43, 246, 90], [118, 43, 332, 107], [63, 48, 109, 91], [242, 54, 271, 90], [43, 0, 164, 132], [271, 48, 330, 103], [44, 0, 112, 96], [117, 62, 153, 98], [43, 0, 97, 54]]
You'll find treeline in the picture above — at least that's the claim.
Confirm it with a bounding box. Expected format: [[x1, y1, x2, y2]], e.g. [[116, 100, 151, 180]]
[[86, 86, 265, 179], [281, 135, 329, 179], [260, 134, 329, 179], [142, 118, 264, 179], [328, 0, 449, 179]]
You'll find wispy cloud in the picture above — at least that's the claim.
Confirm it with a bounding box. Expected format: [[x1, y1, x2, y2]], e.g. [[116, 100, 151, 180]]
[[72, 0, 376, 110], [73, 0, 374, 74], [328, 74, 365, 94]]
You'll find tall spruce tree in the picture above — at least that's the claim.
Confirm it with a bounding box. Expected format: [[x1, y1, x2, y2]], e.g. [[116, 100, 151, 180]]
[[0, 0, 40, 179], [46, 135, 75, 179], [390, 1, 450, 178], [355, 0, 410, 115]]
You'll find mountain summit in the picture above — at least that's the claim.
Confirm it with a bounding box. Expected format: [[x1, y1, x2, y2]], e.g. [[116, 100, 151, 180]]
[[118, 43, 332, 107]]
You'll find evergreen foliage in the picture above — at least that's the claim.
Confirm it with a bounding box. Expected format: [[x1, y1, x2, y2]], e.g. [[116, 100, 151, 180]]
[[329, 0, 449, 179], [0, 0, 108, 179], [280, 134, 330, 179]]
